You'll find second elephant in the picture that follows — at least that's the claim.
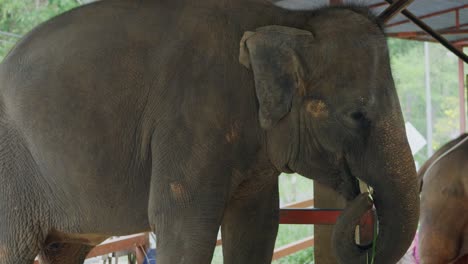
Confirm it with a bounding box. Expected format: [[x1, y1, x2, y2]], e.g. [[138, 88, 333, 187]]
[[419, 133, 468, 264]]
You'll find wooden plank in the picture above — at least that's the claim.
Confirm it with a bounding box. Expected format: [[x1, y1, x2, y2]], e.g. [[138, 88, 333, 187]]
[[216, 199, 315, 247], [86, 233, 149, 259], [282, 199, 314, 209], [272, 237, 314, 260], [135, 245, 148, 264], [313, 182, 346, 264]]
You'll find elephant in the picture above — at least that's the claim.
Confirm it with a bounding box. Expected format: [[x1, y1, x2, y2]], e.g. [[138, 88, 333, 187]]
[[418, 133, 468, 264], [0, 0, 419, 263]]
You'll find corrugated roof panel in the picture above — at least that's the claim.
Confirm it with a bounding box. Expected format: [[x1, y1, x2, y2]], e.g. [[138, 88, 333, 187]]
[[273, 0, 468, 46], [460, 8, 468, 25], [383, 1, 465, 24], [387, 12, 456, 32], [358, 0, 468, 46]]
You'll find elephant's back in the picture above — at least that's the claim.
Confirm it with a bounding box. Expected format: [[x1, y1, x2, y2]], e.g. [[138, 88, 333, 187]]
[[0, 1, 176, 218], [421, 135, 468, 199]]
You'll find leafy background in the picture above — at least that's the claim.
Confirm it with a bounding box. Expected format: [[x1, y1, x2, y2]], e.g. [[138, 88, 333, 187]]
[[0, 1, 466, 263]]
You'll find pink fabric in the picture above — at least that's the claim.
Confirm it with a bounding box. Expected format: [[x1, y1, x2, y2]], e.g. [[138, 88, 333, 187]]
[[397, 232, 419, 264], [412, 232, 420, 264]]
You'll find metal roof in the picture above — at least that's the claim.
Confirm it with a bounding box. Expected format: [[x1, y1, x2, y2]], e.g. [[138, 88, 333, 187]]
[[372, 0, 468, 47], [275, 0, 468, 49]]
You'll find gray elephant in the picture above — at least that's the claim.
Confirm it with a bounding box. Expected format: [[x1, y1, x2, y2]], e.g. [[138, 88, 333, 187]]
[[418, 134, 468, 264], [0, 0, 419, 263]]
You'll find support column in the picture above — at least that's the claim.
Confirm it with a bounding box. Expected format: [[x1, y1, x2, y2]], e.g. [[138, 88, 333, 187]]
[[313, 182, 346, 264], [135, 245, 147, 264], [459, 49, 466, 133], [425, 42, 433, 156]]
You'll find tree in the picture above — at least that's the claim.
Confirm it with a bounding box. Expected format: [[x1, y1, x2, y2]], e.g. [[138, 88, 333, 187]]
[[389, 38, 462, 166], [0, 0, 80, 60]]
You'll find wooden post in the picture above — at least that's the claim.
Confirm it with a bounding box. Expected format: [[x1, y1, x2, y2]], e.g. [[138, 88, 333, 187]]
[[135, 245, 147, 264], [313, 182, 346, 264]]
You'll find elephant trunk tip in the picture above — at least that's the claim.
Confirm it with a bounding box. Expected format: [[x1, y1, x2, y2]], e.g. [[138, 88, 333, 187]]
[[332, 186, 419, 264]]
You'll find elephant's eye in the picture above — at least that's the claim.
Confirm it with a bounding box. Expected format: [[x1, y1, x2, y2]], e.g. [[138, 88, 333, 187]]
[[348, 111, 370, 130], [350, 111, 366, 121]]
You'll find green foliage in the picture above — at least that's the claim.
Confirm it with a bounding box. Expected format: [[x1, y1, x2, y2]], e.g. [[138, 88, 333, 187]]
[[389, 38, 463, 166], [0, 0, 79, 60], [272, 225, 314, 264]]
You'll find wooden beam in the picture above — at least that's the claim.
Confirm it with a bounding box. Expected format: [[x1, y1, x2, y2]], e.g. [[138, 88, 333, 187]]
[[386, 5, 468, 28], [282, 199, 314, 209], [279, 209, 342, 225], [216, 199, 315, 247], [86, 233, 149, 259], [387, 28, 468, 38], [313, 182, 346, 264], [272, 237, 314, 260]]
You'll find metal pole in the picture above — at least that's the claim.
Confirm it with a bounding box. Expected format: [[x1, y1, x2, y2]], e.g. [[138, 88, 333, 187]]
[[425, 42, 433, 156], [384, 0, 468, 64], [378, 0, 414, 24], [459, 48, 466, 133]]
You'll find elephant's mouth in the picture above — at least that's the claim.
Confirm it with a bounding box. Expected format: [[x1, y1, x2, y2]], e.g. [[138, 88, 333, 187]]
[[342, 157, 378, 249], [341, 157, 363, 201], [283, 163, 294, 173]]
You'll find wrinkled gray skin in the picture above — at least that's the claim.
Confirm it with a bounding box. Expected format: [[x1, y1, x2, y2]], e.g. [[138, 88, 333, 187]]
[[0, 0, 419, 263], [418, 134, 468, 264]]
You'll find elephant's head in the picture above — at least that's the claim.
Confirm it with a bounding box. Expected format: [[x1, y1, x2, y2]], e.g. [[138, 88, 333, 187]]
[[239, 7, 419, 264]]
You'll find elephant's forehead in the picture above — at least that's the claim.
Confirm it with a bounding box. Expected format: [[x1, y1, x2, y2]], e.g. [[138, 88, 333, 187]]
[[309, 45, 384, 100], [307, 7, 384, 36]]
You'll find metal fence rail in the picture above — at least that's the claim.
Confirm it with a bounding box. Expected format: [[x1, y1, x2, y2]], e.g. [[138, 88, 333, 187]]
[[34, 199, 369, 263]]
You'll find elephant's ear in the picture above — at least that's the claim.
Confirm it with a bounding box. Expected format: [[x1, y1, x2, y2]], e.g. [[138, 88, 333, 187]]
[[239, 25, 314, 129]]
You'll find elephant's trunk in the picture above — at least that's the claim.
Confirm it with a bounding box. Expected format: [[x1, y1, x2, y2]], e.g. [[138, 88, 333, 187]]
[[332, 114, 420, 264]]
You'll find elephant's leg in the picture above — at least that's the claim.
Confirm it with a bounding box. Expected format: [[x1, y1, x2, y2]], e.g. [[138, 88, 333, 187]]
[[149, 186, 225, 264], [419, 195, 466, 264], [148, 140, 229, 264], [0, 131, 44, 263], [0, 207, 43, 264], [0, 230, 41, 264], [39, 243, 94, 264], [221, 178, 279, 264], [419, 227, 463, 264]]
